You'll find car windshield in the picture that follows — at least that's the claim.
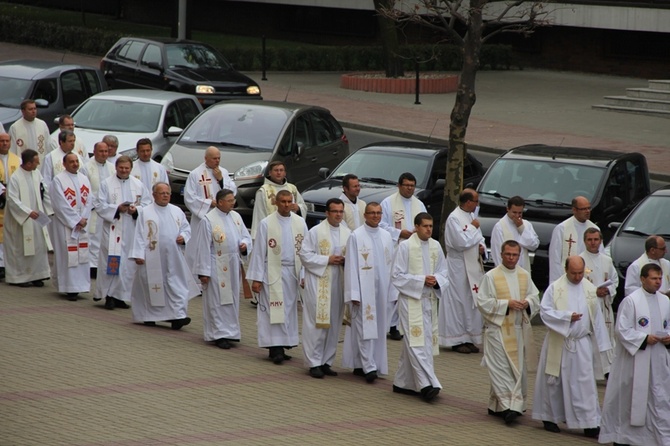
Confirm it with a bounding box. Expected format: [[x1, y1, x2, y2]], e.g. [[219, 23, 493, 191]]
[[0, 77, 32, 108], [179, 105, 286, 151], [331, 150, 431, 188], [166, 43, 232, 70], [73, 99, 162, 132], [479, 159, 604, 205], [623, 195, 670, 235]]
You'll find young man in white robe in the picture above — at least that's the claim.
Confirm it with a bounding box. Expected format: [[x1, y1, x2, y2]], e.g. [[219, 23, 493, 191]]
[[79, 141, 115, 272], [49, 153, 93, 300], [4, 149, 53, 287], [0, 132, 21, 281], [339, 174, 365, 230], [9, 100, 51, 163], [391, 212, 447, 402], [130, 182, 199, 330], [532, 256, 612, 438], [250, 161, 306, 240], [490, 196, 539, 274], [624, 235, 670, 297], [342, 202, 394, 383], [299, 198, 350, 379], [48, 115, 88, 159], [599, 263, 670, 446], [95, 156, 152, 309], [248, 189, 307, 364], [548, 196, 600, 283], [192, 188, 252, 349], [439, 188, 486, 354], [380, 172, 427, 341], [477, 240, 540, 425], [130, 138, 168, 194], [41, 130, 86, 187], [579, 227, 618, 374]]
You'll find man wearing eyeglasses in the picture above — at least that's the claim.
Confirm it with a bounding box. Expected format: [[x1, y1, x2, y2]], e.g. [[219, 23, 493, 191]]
[[624, 235, 670, 297], [549, 196, 600, 283], [380, 172, 426, 341]]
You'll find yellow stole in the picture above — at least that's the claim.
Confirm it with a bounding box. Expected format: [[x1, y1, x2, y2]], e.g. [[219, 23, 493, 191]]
[[261, 181, 300, 212], [391, 192, 422, 230], [407, 234, 440, 354], [314, 221, 349, 328], [0, 153, 21, 244], [492, 268, 529, 372]]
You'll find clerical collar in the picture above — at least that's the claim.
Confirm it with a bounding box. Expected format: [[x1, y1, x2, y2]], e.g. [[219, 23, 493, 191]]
[[642, 288, 658, 297], [500, 264, 516, 273], [268, 178, 286, 186], [345, 195, 356, 204], [116, 175, 128, 180], [363, 223, 379, 231]]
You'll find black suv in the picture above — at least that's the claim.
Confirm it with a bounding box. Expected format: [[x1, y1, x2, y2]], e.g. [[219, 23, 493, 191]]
[[100, 37, 261, 107], [476, 144, 650, 288]]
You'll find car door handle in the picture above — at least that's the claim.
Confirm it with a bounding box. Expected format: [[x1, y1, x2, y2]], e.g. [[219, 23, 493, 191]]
[[310, 157, 317, 162]]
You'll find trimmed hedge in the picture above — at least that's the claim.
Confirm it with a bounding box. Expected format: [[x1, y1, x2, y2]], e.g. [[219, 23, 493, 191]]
[[0, 16, 518, 71]]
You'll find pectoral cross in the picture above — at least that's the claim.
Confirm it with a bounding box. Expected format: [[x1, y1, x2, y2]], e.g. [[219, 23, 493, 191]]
[[565, 234, 576, 256]]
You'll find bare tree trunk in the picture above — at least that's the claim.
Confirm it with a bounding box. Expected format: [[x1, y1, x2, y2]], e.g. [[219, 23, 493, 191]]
[[374, 0, 404, 78], [439, 0, 484, 247]]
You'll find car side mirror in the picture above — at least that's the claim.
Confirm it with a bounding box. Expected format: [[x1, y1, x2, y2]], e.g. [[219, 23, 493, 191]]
[[35, 98, 49, 108], [147, 62, 164, 72], [608, 221, 622, 230], [318, 167, 330, 179], [165, 126, 183, 137]]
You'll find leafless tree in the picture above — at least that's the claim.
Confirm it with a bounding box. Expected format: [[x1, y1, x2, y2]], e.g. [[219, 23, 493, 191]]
[[379, 0, 549, 245]]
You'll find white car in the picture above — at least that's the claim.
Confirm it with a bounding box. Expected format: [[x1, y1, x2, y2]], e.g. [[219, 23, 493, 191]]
[[51, 89, 202, 160]]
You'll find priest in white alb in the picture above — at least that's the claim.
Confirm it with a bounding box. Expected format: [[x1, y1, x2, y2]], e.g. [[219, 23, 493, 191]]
[[624, 235, 670, 297], [342, 202, 394, 383], [130, 138, 168, 194], [579, 227, 618, 373], [299, 198, 350, 379], [130, 182, 199, 330], [548, 196, 600, 283], [248, 189, 307, 364], [4, 149, 53, 287], [439, 188, 486, 354], [339, 174, 365, 229], [599, 263, 670, 446], [532, 256, 611, 438], [490, 196, 539, 274], [48, 115, 88, 159], [192, 188, 251, 349], [9, 100, 51, 163], [41, 130, 85, 186], [79, 141, 115, 270], [95, 156, 152, 309], [391, 213, 447, 402], [49, 153, 93, 300], [477, 240, 540, 425], [0, 132, 21, 281]]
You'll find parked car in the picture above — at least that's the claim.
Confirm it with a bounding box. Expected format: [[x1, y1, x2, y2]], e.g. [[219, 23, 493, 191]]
[[0, 60, 105, 132], [477, 144, 650, 288], [301, 141, 486, 238], [100, 37, 261, 107], [62, 90, 202, 160], [161, 100, 349, 225], [606, 185, 670, 308]]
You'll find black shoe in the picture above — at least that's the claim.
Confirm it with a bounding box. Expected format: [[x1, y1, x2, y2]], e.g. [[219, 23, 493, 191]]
[[66, 293, 78, 301], [272, 353, 284, 365], [353, 368, 365, 377], [392, 385, 419, 396], [32, 280, 45, 287], [104, 296, 115, 310], [320, 364, 338, 376], [465, 342, 480, 353], [250, 297, 258, 307], [365, 370, 378, 383], [170, 317, 191, 330], [0, 266, 5, 280], [268, 347, 284, 364], [282, 352, 292, 361], [584, 427, 600, 438], [388, 326, 403, 341], [143, 322, 156, 326], [309, 367, 325, 378], [114, 298, 130, 309], [215, 339, 232, 349], [452, 344, 471, 354], [613, 443, 630, 446], [543, 421, 561, 433], [488, 409, 502, 417], [504, 410, 520, 425], [420, 386, 440, 402], [16, 282, 32, 288]]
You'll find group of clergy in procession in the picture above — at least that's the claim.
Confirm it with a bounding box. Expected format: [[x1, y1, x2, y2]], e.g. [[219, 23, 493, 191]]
[[2, 99, 669, 446]]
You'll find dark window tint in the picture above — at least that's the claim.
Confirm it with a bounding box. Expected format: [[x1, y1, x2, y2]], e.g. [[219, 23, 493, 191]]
[[61, 71, 86, 108], [141, 44, 163, 67], [118, 41, 145, 63], [176, 99, 200, 126], [33, 78, 58, 104], [82, 70, 102, 96], [310, 111, 337, 146]]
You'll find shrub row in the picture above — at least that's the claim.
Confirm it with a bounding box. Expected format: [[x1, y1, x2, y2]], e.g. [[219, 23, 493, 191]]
[[0, 16, 518, 71]]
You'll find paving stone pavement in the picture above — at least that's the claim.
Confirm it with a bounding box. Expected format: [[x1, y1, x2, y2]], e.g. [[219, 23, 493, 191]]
[[2, 271, 606, 446]]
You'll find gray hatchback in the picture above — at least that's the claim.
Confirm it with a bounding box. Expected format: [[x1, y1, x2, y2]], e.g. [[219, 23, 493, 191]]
[[161, 100, 349, 225]]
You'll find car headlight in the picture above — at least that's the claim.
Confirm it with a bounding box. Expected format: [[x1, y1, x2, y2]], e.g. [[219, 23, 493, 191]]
[[161, 152, 174, 173], [246, 86, 261, 95], [234, 160, 268, 181], [120, 148, 138, 160], [196, 85, 215, 94], [304, 202, 315, 212]]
